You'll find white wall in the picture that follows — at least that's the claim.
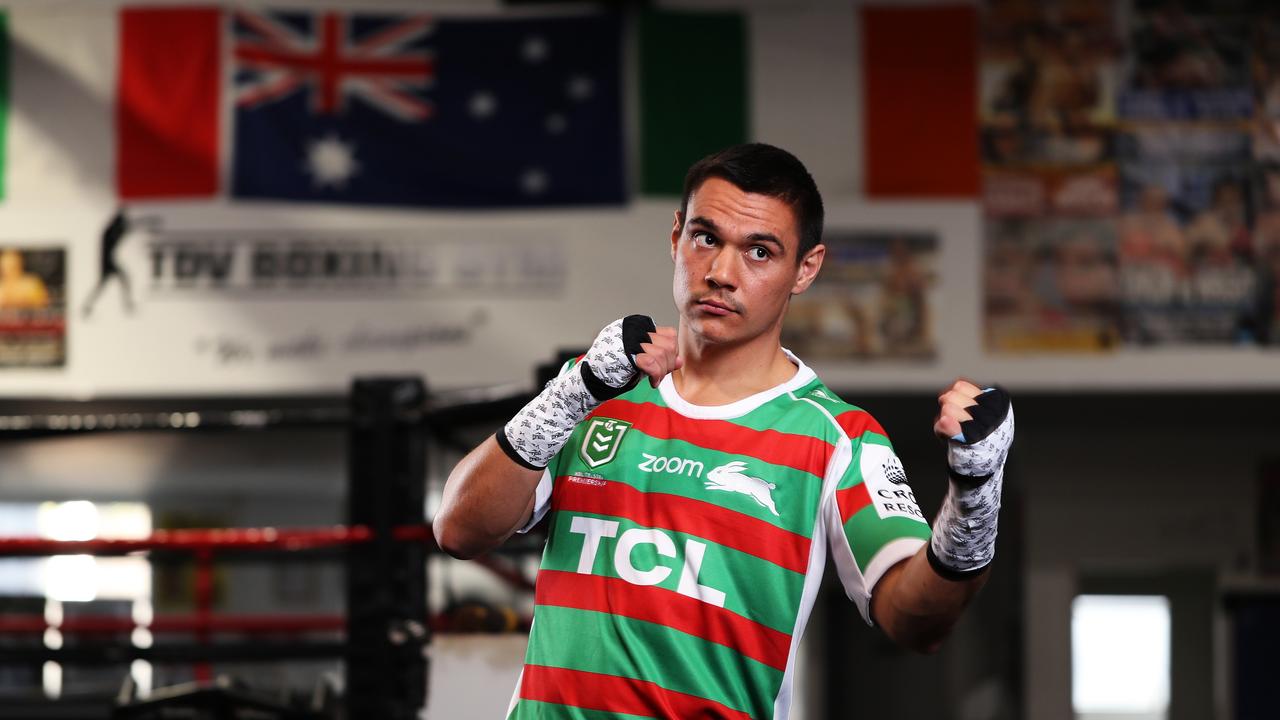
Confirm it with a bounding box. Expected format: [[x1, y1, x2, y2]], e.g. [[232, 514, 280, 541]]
[[0, 0, 1274, 398]]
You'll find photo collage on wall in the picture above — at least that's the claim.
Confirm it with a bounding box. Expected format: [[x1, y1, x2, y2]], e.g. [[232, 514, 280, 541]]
[[980, 0, 1280, 351], [782, 231, 938, 361]]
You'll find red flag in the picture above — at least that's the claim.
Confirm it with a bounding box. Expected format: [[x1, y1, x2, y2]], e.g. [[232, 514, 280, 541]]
[[862, 5, 978, 197], [116, 7, 221, 199]]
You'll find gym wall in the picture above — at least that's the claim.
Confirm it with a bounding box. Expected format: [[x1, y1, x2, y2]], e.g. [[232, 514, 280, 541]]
[[0, 0, 1273, 398]]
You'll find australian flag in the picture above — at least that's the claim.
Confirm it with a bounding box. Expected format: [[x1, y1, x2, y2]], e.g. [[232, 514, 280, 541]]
[[231, 10, 625, 207]]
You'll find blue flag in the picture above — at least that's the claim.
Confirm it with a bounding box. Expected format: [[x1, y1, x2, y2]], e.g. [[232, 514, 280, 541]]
[[230, 10, 625, 207]]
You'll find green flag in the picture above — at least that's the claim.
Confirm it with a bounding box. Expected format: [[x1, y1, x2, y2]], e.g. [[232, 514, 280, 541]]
[[639, 8, 748, 196], [0, 12, 8, 201]]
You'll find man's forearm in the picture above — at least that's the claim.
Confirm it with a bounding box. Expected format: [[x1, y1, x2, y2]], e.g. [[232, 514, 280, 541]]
[[433, 435, 542, 559], [433, 316, 678, 560], [871, 548, 988, 654], [871, 383, 1014, 653]]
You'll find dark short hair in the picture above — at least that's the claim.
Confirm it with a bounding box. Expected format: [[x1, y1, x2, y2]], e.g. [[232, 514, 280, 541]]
[[679, 143, 825, 260]]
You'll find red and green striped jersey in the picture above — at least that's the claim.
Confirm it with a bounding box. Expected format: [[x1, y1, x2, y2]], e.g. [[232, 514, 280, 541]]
[[508, 352, 932, 720]]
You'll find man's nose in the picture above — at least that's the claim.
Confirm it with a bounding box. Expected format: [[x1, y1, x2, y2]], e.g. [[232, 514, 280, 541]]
[[705, 248, 738, 290]]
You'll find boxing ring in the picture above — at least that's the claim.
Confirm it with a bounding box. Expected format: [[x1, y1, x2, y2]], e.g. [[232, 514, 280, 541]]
[[0, 378, 542, 719]]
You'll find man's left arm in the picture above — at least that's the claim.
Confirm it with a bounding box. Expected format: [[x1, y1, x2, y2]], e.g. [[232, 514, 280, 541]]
[[871, 381, 1014, 653]]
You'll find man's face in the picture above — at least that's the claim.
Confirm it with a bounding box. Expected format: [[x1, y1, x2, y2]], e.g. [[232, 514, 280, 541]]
[[670, 177, 824, 346]]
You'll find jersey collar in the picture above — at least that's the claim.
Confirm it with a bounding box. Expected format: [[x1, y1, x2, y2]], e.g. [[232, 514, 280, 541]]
[[656, 348, 815, 420]]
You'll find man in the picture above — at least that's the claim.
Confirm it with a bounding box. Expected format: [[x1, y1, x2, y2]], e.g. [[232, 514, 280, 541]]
[[81, 208, 135, 319], [434, 144, 1014, 719]]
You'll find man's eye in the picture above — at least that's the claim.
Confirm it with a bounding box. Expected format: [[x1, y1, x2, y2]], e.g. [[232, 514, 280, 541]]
[[749, 246, 771, 260], [692, 232, 716, 247]]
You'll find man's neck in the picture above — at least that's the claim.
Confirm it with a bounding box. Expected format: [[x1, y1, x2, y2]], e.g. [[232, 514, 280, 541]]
[[672, 326, 798, 406]]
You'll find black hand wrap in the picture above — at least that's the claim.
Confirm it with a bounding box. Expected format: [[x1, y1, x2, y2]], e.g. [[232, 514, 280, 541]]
[[579, 314, 656, 401], [956, 386, 1011, 444], [621, 314, 657, 358]]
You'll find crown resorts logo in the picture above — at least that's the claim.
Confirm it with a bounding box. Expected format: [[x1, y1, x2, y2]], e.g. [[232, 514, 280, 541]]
[[883, 456, 909, 485]]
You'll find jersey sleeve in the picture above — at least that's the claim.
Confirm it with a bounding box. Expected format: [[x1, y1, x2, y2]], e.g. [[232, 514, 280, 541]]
[[823, 411, 932, 624], [515, 356, 581, 534], [515, 469, 554, 534]]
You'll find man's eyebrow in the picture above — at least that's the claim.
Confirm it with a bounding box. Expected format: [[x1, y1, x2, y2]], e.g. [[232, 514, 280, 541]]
[[746, 232, 784, 252], [687, 216, 719, 232], [687, 216, 786, 253]]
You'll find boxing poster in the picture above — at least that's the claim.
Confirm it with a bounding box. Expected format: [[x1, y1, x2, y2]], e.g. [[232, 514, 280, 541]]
[[979, 0, 1122, 352], [782, 231, 938, 361], [0, 246, 66, 367], [979, 0, 1280, 351], [985, 218, 1121, 352], [1112, 2, 1267, 347], [1116, 127, 1260, 344], [1245, 10, 1280, 346]]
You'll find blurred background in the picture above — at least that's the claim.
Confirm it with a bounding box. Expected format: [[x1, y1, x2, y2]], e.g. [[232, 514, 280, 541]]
[[0, 0, 1276, 718]]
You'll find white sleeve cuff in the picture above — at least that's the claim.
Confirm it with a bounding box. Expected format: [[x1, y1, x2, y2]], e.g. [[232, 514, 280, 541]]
[[516, 469, 554, 534], [858, 537, 928, 626]]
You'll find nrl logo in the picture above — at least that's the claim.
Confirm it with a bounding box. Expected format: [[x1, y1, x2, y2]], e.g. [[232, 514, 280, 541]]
[[579, 418, 633, 468]]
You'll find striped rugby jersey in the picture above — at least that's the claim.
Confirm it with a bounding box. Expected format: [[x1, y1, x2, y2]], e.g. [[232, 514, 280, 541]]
[[508, 351, 931, 719]]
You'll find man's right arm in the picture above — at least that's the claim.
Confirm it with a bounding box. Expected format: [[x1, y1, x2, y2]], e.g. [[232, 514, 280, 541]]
[[432, 317, 680, 560], [433, 435, 543, 559]]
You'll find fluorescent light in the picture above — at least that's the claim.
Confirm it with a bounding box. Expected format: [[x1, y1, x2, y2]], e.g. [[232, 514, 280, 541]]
[[43, 556, 97, 602], [1072, 594, 1170, 716], [38, 501, 99, 541]]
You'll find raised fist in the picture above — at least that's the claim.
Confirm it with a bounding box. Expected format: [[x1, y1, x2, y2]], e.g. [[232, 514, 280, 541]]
[[933, 380, 1014, 481]]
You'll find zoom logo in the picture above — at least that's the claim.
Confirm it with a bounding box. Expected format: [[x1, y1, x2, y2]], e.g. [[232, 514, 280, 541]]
[[637, 453, 704, 478]]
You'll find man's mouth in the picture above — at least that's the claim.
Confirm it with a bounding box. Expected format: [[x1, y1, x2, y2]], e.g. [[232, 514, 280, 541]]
[[695, 298, 737, 315]]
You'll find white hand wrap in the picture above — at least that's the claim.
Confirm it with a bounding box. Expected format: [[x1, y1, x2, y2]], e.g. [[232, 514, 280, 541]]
[[581, 317, 641, 389], [497, 316, 652, 470], [928, 390, 1014, 578]]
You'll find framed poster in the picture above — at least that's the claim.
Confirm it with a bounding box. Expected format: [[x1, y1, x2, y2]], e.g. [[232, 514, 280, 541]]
[[0, 246, 66, 367], [782, 231, 937, 361]]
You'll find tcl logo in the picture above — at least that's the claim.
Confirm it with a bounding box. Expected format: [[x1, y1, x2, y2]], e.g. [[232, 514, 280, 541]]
[[568, 516, 726, 608]]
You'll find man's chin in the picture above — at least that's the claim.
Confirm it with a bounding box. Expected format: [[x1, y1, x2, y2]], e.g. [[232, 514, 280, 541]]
[[685, 316, 743, 345]]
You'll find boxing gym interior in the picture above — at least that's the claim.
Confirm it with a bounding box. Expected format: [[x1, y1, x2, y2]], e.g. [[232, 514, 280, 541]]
[[0, 0, 1277, 718]]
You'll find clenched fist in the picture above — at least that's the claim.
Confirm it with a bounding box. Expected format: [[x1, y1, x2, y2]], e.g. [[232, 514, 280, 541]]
[[932, 379, 1014, 480], [634, 326, 683, 388], [934, 379, 985, 441]]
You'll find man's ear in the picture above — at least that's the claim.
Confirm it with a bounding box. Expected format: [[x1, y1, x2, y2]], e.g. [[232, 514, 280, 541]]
[[670, 210, 683, 261], [791, 244, 826, 295]]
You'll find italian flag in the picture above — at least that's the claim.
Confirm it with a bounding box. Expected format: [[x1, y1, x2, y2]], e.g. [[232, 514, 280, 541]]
[[116, 7, 221, 199], [2, 6, 221, 205]]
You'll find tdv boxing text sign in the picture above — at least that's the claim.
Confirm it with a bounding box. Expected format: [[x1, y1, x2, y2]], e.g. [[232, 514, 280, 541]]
[[145, 231, 565, 296]]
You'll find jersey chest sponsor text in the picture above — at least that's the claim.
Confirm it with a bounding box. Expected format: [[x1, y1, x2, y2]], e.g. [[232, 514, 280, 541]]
[[566, 515, 727, 607], [635, 452, 781, 517], [637, 452, 704, 477], [580, 414, 786, 517]]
